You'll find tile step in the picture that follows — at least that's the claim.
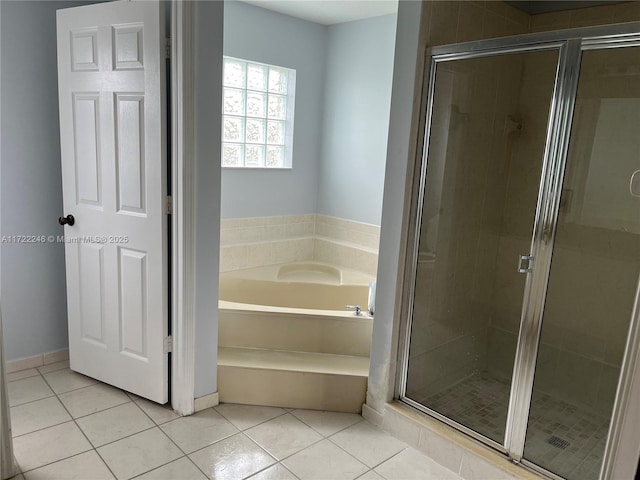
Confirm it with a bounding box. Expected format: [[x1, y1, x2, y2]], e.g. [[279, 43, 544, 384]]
[[217, 347, 369, 412], [219, 308, 373, 357], [218, 347, 369, 377]]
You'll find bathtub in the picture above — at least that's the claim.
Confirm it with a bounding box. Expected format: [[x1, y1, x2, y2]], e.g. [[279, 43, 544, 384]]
[[217, 261, 375, 411], [219, 261, 373, 311]]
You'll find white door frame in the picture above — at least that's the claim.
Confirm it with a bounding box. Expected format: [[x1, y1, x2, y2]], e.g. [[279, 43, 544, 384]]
[[0, 2, 12, 474], [1, 311, 17, 480], [169, 0, 197, 416]]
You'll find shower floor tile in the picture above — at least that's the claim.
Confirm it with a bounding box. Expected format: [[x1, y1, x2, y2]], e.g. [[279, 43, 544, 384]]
[[422, 372, 510, 443], [420, 372, 609, 480]]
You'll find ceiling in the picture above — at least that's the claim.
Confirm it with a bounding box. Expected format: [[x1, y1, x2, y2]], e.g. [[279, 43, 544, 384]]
[[240, 0, 398, 26], [505, 1, 628, 15], [239, 1, 631, 26]]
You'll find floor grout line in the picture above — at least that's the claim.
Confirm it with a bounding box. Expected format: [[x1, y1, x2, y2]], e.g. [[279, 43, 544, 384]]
[[241, 460, 289, 480], [287, 409, 364, 439], [39, 371, 118, 480], [113, 417, 202, 480], [125, 453, 193, 480], [324, 420, 409, 469], [8, 393, 56, 410], [150, 407, 231, 479], [10, 392, 145, 441], [9, 367, 459, 480], [213, 404, 289, 431]]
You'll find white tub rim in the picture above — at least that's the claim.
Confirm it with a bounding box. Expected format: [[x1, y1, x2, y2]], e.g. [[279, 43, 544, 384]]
[[218, 299, 373, 320], [219, 261, 375, 317]]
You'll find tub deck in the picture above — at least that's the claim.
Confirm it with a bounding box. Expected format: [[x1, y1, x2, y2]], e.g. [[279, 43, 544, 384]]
[[219, 262, 373, 310]]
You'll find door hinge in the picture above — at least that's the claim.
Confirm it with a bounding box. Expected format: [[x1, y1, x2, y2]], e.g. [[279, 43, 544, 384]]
[[166, 196, 172, 215], [517, 255, 534, 274], [164, 336, 173, 354], [165, 38, 171, 59]]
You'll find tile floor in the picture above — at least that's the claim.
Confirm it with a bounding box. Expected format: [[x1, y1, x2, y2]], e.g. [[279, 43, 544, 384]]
[[6, 361, 460, 480], [425, 372, 608, 480]]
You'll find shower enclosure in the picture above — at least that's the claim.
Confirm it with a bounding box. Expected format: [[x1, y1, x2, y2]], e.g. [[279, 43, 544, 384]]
[[398, 22, 640, 480]]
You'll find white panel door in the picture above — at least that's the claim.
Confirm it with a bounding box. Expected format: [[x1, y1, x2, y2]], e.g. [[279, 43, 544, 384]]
[[57, 0, 168, 403]]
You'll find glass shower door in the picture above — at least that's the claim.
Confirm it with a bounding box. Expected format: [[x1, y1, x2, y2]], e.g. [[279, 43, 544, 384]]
[[522, 46, 640, 480], [403, 48, 560, 445]]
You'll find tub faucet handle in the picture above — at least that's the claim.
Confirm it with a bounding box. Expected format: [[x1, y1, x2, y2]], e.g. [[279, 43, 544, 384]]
[[345, 305, 362, 316]]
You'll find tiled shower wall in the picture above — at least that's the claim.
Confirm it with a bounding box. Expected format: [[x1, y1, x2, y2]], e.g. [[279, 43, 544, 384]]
[[406, 1, 531, 400], [406, 0, 640, 407], [486, 3, 640, 416], [219, 215, 379, 276], [528, 2, 640, 32]]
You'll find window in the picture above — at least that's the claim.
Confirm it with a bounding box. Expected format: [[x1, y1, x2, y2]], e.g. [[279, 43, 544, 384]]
[[222, 57, 296, 168]]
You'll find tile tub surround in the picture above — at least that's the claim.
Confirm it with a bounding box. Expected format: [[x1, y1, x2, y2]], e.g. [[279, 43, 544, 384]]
[[220, 214, 380, 276], [7, 365, 463, 480]]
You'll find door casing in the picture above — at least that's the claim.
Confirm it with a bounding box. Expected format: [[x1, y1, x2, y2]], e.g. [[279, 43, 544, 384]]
[[169, 0, 196, 416]]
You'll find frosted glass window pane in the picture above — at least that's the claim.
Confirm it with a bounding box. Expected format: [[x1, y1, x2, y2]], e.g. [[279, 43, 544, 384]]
[[246, 119, 265, 144], [224, 59, 245, 88], [223, 116, 244, 142], [266, 145, 284, 167], [222, 143, 243, 167], [245, 145, 265, 167], [223, 88, 244, 115], [246, 92, 266, 118], [247, 64, 267, 91], [268, 68, 287, 94], [268, 95, 286, 120], [267, 121, 285, 145], [221, 56, 294, 169]]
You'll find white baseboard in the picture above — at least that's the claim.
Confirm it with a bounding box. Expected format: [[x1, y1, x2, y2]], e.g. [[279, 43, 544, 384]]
[[6, 349, 69, 374], [194, 392, 219, 412]]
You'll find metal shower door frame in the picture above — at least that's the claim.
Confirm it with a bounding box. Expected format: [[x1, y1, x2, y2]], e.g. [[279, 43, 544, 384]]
[[396, 21, 640, 480]]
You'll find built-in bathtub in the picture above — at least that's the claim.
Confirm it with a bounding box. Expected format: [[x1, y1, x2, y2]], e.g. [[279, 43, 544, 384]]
[[217, 261, 375, 412], [219, 261, 372, 311]]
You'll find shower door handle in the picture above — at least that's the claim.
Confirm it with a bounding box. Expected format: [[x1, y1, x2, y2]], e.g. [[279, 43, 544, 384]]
[[517, 255, 533, 273]]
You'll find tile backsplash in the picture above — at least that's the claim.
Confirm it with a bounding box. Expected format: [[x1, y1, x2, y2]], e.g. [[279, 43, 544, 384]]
[[220, 215, 315, 246], [219, 214, 380, 276]]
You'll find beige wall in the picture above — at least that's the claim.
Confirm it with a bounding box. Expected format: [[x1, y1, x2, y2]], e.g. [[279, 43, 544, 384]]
[[519, 45, 639, 413], [529, 2, 640, 32], [407, 1, 640, 414], [486, 49, 560, 382], [420, 0, 640, 46], [406, 2, 531, 399], [487, 6, 640, 414]]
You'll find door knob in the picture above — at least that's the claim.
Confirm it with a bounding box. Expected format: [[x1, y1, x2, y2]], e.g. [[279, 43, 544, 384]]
[[58, 214, 75, 226]]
